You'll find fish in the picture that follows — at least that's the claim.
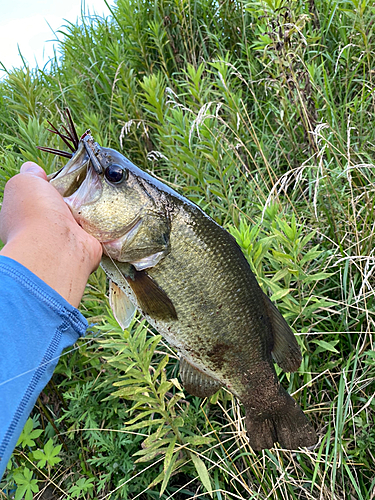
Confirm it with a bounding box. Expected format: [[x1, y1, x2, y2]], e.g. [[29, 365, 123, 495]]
[[39, 110, 317, 450]]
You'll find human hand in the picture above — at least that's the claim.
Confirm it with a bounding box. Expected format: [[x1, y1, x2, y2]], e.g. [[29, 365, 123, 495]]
[[0, 162, 103, 307]]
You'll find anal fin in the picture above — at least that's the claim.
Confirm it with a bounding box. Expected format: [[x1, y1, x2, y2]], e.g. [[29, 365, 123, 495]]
[[179, 357, 222, 398]]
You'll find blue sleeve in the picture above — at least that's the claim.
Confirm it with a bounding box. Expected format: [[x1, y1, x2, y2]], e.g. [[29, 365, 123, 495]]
[[0, 256, 88, 479]]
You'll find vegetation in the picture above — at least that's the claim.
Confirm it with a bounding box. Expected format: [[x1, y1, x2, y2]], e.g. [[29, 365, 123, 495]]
[[1, 0, 375, 497]]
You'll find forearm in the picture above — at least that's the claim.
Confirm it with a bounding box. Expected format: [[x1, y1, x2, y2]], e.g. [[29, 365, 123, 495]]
[[0, 256, 88, 479], [0, 162, 102, 478]]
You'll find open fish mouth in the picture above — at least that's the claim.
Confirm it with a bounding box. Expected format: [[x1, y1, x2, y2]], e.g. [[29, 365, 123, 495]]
[[38, 109, 107, 212], [39, 109, 103, 198], [63, 160, 102, 211], [46, 138, 103, 212], [47, 141, 91, 196]]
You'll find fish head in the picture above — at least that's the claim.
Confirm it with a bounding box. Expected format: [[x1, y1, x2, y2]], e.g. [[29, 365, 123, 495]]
[[49, 131, 171, 266]]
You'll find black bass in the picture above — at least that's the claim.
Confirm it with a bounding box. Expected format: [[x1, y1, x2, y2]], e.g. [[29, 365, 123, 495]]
[[40, 112, 317, 450]]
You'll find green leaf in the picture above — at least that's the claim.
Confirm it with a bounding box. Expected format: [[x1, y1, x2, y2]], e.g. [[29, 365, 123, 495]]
[[270, 267, 291, 283], [125, 411, 158, 426], [312, 340, 340, 354], [185, 435, 214, 446], [16, 418, 43, 448], [270, 288, 291, 301], [173, 416, 184, 427], [125, 418, 165, 431], [135, 437, 178, 464], [304, 272, 333, 283], [133, 438, 173, 457], [272, 250, 293, 262], [167, 392, 185, 410], [300, 231, 317, 249], [152, 355, 169, 381], [68, 477, 95, 498], [170, 378, 183, 391], [299, 246, 322, 265], [209, 389, 221, 404], [158, 380, 173, 398], [142, 425, 168, 448], [163, 437, 177, 471], [14, 468, 39, 500], [147, 459, 187, 490], [43, 439, 62, 467], [33, 449, 47, 468], [25, 489, 35, 500], [111, 386, 148, 397], [190, 453, 213, 497], [160, 438, 178, 495], [15, 484, 27, 500]]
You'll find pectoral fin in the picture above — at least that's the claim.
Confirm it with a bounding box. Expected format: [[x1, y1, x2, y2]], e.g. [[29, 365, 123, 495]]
[[126, 270, 177, 321], [101, 254, 177, 322], [179, 357, 222, 398], [263, 294, 302, 372], [109, 280, 136, 330]]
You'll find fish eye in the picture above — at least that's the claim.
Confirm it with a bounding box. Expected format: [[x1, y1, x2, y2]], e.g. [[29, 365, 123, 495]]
[[104, 164, 127, 184]]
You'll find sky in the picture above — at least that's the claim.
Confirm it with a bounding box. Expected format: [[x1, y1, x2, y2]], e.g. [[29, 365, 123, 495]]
[[0, 0, 114, 74]]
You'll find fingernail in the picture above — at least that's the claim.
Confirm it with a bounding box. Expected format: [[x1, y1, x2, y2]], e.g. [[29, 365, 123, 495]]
[[20, 162, 43, 176]]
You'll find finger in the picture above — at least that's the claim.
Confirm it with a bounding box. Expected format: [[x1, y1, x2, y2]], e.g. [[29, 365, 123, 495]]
[[20, 162, 48, 180]]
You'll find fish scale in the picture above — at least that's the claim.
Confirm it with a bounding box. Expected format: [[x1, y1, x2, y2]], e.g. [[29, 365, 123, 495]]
[[147, 205, 271, 377]]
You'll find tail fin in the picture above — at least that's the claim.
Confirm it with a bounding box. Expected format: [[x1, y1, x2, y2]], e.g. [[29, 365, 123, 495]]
[[245, 388, 317, 451]]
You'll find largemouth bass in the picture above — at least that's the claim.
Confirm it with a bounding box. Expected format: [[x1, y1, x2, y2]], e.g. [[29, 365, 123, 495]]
[[40, 112, 317, 450]]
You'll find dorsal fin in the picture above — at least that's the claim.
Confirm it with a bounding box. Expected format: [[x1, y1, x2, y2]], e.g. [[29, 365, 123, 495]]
[[263, 294, 302, 372], [179, 357, 222, 398]]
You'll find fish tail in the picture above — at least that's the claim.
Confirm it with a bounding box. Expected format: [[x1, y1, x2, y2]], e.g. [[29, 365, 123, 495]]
[[245, 387, 317, 451]]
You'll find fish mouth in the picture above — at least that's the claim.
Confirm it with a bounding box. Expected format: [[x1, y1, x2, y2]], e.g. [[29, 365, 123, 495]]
[[49, 134, 104, 211], [46, 125, 146, 253], [49, 131, 107, 197], [49, 140, 92, 197], [63, 164, 103, 213], [42, 112, 111, 199]]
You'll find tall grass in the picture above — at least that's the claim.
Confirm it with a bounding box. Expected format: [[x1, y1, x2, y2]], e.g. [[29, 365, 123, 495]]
[[1, 0, 374, 498]]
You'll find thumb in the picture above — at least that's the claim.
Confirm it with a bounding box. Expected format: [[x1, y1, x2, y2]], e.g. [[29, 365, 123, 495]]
[[20, 162, 48, 180]]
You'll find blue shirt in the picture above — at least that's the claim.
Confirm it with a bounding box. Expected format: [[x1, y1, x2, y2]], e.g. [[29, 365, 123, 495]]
[[0, 256, 88, 479]]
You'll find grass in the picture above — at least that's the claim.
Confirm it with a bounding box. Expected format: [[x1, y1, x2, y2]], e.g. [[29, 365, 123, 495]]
[[0, 0, 375, 498]]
